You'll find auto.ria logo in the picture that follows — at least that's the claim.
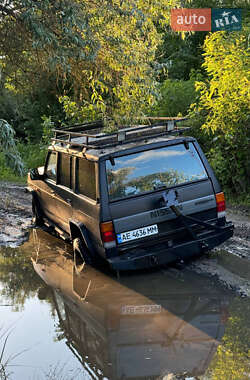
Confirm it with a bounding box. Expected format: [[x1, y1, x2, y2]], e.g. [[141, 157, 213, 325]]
[[212, 9, 242, 31], [171, 8, 242, 32]]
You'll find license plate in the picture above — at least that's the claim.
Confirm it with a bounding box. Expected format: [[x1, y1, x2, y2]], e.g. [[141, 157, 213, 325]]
[[121, 304, 162, 315], [117, 224, 158, 244]]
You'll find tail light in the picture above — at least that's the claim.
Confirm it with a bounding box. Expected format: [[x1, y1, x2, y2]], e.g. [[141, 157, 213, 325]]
[[216, 192, 226, 218], [100, 221, 116, 249]]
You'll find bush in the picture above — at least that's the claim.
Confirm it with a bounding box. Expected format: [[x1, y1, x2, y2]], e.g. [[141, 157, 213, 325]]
[[151, 78, 198, 117], [0, 143, 47, 182], [194, 31, 249, 193], [0, 81, 64, 142], [18, 143, 47, 171]]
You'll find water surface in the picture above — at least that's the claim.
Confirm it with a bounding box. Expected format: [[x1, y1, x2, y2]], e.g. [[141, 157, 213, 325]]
[[0, 229, 249, 380]]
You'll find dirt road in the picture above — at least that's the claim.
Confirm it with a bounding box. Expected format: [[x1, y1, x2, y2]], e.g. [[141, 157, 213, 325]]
[[0, 182, 249, 296]]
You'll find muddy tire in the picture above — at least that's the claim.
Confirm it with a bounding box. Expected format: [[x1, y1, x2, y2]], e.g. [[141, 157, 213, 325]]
[[32, 198, 43, 226]]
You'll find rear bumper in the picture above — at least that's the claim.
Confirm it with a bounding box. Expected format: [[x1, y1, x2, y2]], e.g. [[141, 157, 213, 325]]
[[108, 222, 234, 271]]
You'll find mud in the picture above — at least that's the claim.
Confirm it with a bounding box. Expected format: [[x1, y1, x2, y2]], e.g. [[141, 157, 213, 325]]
[[0, 182, 32, 247], [0, 182, 249, 297]]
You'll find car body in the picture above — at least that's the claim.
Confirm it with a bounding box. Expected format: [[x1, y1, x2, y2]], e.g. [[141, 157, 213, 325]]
[[27, 120, 234, 270]]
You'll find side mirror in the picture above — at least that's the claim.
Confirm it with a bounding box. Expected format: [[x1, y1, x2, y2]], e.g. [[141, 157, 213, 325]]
[[29, 168, 44, 181]]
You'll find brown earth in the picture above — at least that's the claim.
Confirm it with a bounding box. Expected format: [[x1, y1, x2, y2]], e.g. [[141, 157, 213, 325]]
[[0, 182, 32, 247]]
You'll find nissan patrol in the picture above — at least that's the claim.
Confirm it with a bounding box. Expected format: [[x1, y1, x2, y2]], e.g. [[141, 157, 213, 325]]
[[27, 119, 234, 270]]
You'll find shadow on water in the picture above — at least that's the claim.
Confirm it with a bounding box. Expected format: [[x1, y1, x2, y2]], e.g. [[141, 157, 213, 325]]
[[1, 228, 250, 380]]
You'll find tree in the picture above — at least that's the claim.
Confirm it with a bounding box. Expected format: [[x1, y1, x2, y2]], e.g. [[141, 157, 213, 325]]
[[58, 0, 179, 124], [0, 0, 179, 128], [192, 30, 250, 192]]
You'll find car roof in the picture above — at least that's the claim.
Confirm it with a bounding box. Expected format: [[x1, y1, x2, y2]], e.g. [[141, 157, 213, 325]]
[[49, 120, 194, 161], [49, 133, 195, 161]]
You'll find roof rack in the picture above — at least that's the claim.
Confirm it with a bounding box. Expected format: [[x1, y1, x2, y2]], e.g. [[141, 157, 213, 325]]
[[51, 117, 189, 151]]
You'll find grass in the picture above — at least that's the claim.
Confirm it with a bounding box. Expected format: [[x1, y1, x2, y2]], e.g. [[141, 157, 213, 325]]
[[0, 326, 20, 380]]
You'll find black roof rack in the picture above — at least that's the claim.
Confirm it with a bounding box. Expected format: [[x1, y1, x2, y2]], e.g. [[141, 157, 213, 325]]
[[51, 117, 189, 151]]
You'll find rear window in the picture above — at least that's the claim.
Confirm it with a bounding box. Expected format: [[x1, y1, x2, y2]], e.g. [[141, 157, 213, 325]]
[[106, 143, 207, 201]]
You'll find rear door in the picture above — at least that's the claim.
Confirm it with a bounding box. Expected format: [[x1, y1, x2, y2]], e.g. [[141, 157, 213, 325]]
[[105, 142, 217, 247]]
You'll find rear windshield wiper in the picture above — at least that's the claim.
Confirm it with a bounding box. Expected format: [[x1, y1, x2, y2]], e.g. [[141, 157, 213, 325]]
[[109, 156, 115, 166], [153, 184, 166, 190]]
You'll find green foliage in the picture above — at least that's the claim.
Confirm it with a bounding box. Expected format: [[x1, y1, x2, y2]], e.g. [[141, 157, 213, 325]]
[[196, 32, 249, 136], [191, 31, 250, 192], [224, 189, 250, 208], [157, 31, 207, 81], [59, 95, 103, 124], [0, 143, 47, 182], [41, 116, 55, 146], [0, 120, 25, 176], [151, 75, 199, 117], [17, 143, 47, 171], [0, 118, 46, 181], [0, 154, 24, 183], [0, 0, 179, 126], [0, 0, 96, 76], [0, 83, 64, 141]]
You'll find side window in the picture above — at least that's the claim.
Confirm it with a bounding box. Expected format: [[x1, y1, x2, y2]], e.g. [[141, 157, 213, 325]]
[[77, 158, 96, 200], [58, 153, 71, 188], [46, 152, 57, 181]]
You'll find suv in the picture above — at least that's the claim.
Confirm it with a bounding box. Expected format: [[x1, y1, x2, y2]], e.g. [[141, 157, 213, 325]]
[[27, 119, 234, 271]]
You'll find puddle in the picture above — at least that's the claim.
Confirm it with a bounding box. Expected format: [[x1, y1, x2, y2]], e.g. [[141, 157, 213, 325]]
[[214, 250, 250, 280], [0, 229, 250, 380]]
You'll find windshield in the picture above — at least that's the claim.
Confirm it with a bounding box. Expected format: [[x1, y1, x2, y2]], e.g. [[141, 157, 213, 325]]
[[106, 143, 207, 201]]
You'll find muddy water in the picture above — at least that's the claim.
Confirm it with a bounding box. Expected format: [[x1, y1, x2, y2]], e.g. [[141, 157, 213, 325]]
[[0, 229, 250, 380]]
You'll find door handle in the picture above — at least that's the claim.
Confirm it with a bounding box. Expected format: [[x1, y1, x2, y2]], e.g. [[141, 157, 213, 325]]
[[66, 198, 72, 204]]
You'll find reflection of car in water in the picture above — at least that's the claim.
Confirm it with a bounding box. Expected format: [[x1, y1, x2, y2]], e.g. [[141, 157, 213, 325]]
[[32, 229, 230, 380]]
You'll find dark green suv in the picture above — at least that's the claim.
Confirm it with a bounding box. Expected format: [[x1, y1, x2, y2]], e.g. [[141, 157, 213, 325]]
[[27, 120, 234, 270]]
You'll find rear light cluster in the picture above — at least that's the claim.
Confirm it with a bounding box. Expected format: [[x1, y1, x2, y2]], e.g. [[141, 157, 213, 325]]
[[216, 192, 226, 218], [100, 221, 116, 249]]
